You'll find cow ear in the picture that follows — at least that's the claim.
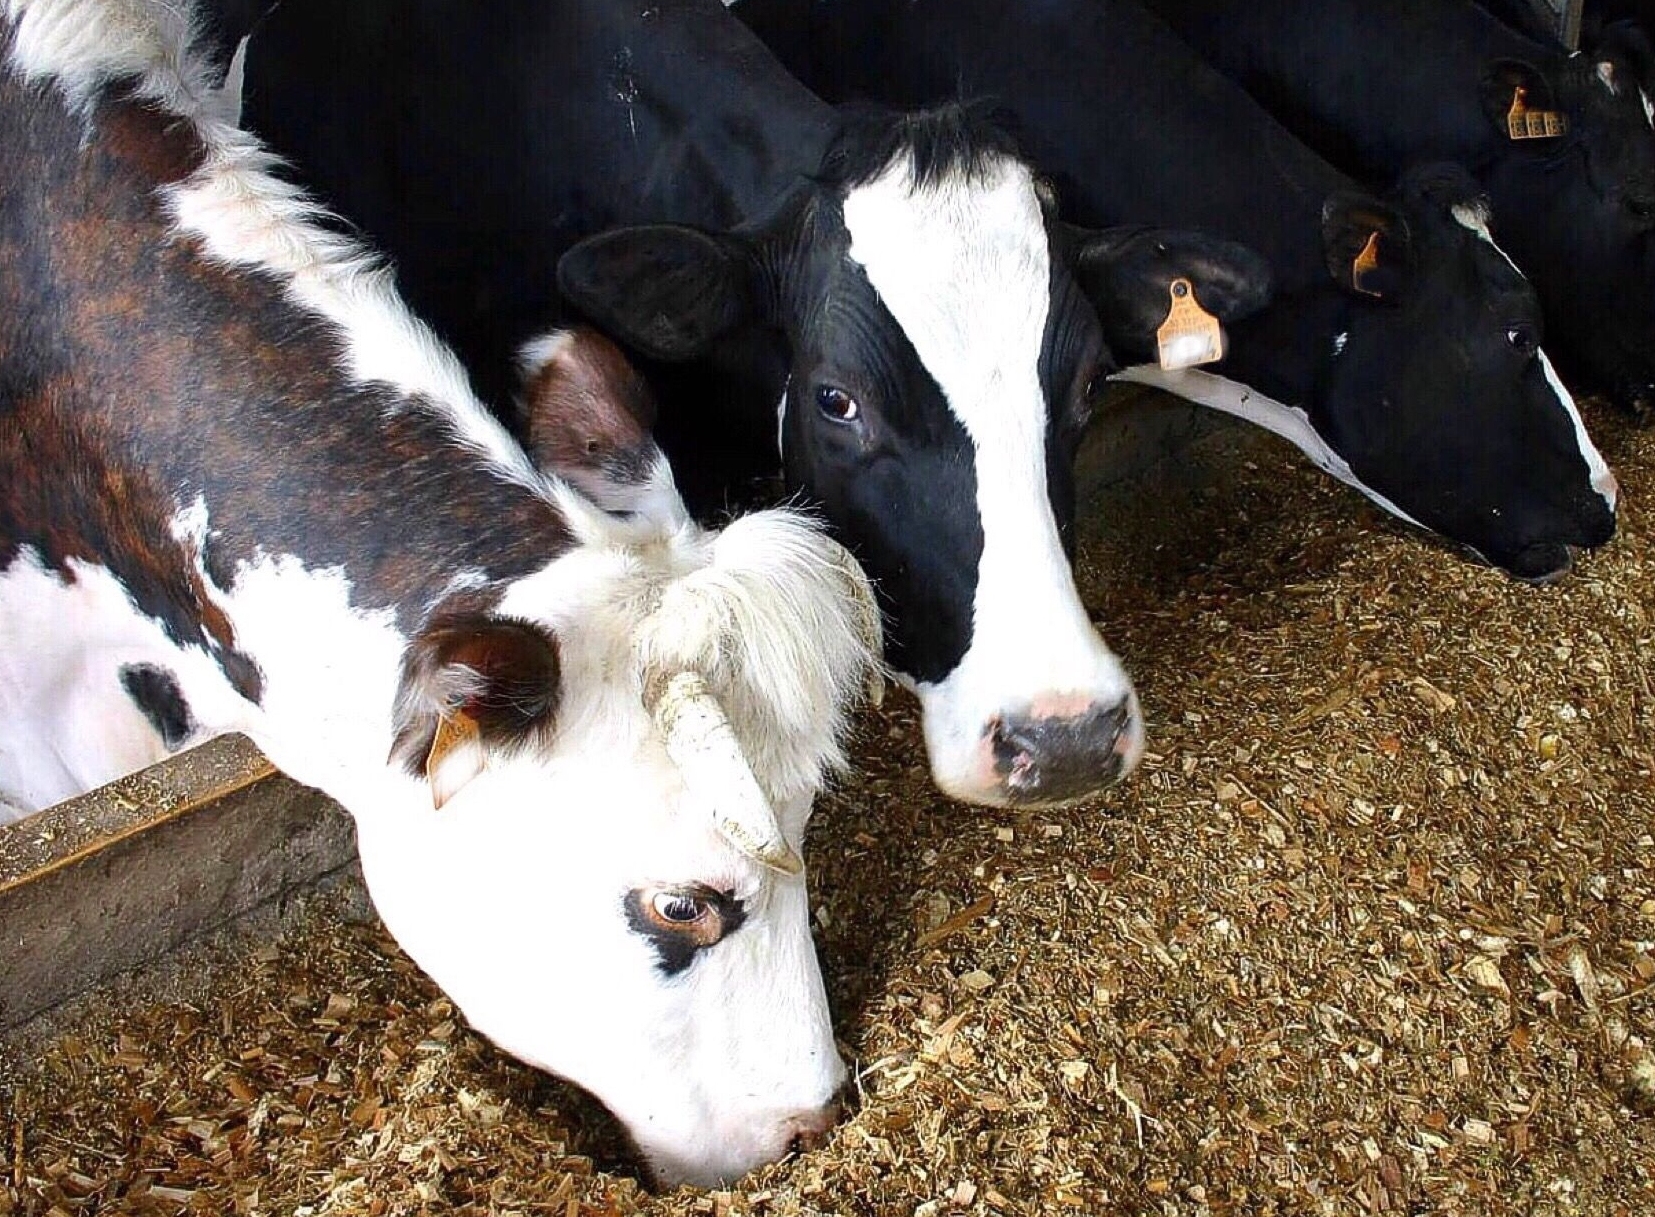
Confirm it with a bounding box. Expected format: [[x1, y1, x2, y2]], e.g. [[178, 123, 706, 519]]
[[1321, 193, 1413, 302], [558, 226, 756, 361], [389, 617, 561, 809], [1479, 59, 1565, 138], [1071, 224, 1273, 364], [1592, 22, 1655, 96]]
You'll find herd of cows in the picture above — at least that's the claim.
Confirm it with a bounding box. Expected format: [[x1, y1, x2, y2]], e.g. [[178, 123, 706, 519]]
[[1, 0, 1651, 1190]]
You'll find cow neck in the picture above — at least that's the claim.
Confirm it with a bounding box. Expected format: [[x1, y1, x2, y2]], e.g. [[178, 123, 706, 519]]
[[0, 51, 575, 636]]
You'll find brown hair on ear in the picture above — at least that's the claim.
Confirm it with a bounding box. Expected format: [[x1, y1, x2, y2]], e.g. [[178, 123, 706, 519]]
[[518, 325, 659, 476], [388, 616, 562, 783]]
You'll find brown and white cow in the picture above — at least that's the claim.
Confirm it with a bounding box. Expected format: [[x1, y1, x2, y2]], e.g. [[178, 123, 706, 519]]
[[0, 0, 882, 1186]]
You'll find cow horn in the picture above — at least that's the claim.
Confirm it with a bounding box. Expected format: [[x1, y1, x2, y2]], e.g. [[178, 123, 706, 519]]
[[649, 670, 804, 876]]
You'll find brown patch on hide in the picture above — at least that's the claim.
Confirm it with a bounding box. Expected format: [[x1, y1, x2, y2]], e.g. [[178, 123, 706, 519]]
[[0, 49, 575, 656], [0, 378, 264, 702]]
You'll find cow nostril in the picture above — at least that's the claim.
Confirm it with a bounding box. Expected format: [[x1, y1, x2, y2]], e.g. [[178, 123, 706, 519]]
[[782, 1102, 840, 1157], [986, 698, 1136, 804]]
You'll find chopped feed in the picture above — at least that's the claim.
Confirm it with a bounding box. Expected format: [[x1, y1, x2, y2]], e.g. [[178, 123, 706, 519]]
[[3, 390, 1652, 1217]]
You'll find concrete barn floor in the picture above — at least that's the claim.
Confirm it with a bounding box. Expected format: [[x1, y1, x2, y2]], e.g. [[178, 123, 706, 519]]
[[3, 387, 1653, 1217]]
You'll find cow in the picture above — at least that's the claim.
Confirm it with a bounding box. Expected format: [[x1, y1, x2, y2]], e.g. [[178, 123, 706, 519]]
[[0, 0, 886, 1186], [732, 0, 1620, 584], [202, 0, 1281, 808], [1145, 0, 1655, 418], [1478, 0, 1655, 53]]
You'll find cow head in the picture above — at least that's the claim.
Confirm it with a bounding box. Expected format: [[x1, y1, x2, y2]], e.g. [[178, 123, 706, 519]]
[[1308, 164, 1616, 582], [561, 107, 1266, 805], [1476, 30, 1655, 413], [357, 506, 882, 1186]]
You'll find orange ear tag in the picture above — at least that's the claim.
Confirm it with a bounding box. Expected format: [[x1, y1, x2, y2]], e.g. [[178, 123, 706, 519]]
[[1507, 86, 1568, 139], [425, 710, 484, 810], [1351, 231, 1385, 297], [1155, 278, 1225, 371]]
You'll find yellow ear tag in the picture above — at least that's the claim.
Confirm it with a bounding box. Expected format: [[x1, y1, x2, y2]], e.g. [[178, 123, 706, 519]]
[[1155, 278, 1225, 371], [1507, 85, 1568, 139], [425, 710, 484, 810], [1352, 230, 1385, 297]]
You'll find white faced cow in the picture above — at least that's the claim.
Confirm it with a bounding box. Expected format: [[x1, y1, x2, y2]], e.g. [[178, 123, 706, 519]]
[[0, 0, 882, 1186]]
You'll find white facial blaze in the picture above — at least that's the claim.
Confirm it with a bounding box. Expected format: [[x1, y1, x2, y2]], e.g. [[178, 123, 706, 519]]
[[1451, 204, 1618, 513], [841, 156, 1139, 803], [1642, 88, 1654, 130], [1538, 350, 1619, 511]]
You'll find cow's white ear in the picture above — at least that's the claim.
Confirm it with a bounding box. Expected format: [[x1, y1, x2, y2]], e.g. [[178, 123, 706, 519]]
[[558, 225, 755, 361], [389, 617, 561, 806]]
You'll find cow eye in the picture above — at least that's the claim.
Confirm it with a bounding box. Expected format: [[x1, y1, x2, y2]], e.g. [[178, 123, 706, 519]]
[[627, 884, 745, 972], [650, 888, 714, 926], [815, 385, 861, 423], [1506, 325, 1538, 357]]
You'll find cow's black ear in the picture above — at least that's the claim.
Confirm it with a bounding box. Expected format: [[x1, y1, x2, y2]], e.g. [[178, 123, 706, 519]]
[[1592, 21, 1655, 95], [558, 226, 755, 361], [1321, 193, 1412, 303], [1478, 58, 1562, 137], [388, 616, 561, 809], [1070, 224, 1273, 363]]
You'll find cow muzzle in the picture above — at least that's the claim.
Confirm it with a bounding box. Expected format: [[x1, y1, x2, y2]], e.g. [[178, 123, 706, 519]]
[[928, 690, 1145, 808]]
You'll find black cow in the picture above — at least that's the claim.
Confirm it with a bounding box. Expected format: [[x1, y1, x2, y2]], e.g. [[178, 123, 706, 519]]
[[213, 0, 1272, 807], [1146, 0, 1655, 417], [1479, 0, 1655, 52], [734, 0, 1620, 583]]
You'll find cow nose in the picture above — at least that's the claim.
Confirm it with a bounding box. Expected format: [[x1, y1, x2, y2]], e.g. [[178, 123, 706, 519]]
[[780, 1100, 840, 1157], [1509, 541, 1575, 585], [983, 694, 1144, 807]]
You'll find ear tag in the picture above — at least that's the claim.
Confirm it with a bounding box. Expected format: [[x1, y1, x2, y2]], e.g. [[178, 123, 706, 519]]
[[1155, 278, 1225, 371], [1351, 231, 1386, 297], [1507, 86, 1568, 139], [425, 709, 484, 810]]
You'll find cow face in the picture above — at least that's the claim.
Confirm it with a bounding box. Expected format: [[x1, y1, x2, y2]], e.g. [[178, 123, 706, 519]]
[[1477, 35, 1655, 412], [360, 508, 880, 1187], [1313, 165, 1617, 582], [561, 108, 1145, 807]]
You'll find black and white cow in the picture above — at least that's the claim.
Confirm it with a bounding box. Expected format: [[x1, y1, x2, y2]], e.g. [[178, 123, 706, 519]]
[[734, 0, 1620, 584], [1146, 0, 1655, 417], [0, 0, 885, 1186], [203, 0, 1279, 807]]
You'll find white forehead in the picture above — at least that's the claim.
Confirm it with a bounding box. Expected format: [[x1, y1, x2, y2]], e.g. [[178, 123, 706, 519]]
[[1452, 200, 1525, 277], [840, 154, 1052, 439]]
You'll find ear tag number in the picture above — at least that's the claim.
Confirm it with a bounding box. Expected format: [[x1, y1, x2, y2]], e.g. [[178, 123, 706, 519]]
[[1351, 231, 1386, 297], [426, 709, 484, 810], [1155, 278, 1225, 371], [1507, 86, 1568, 139]]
